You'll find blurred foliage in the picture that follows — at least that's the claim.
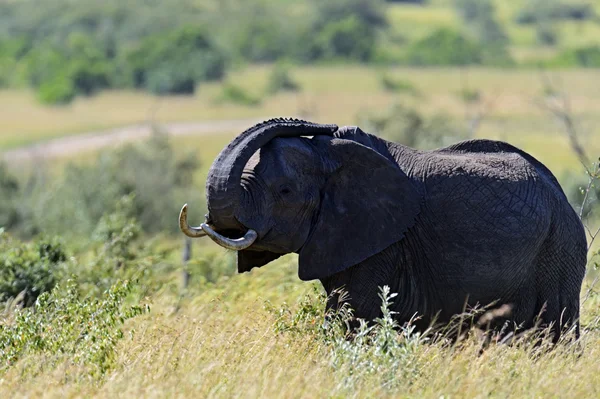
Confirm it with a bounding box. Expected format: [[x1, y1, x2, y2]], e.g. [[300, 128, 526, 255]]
[[515, 0, 595, 47], [454, 0, 508, 47], [0, 164, 20, 229], [3, 130, 203, 241], [266, 62, 301, 95], [124, 26, 227, 95], [216, 83, 263, 106], [308, 0, 387, 62], [92, 194, 142, 269], [379, 74, 421, 97], [1, 0, 597, 103], [548, 46, 600, 68], [516, 1, 595, 24], [405, 28, 483, 66], [0, 234, 66, 307]]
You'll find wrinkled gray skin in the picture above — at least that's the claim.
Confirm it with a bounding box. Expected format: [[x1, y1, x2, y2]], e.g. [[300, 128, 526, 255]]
[[193, 118, 587, 340]]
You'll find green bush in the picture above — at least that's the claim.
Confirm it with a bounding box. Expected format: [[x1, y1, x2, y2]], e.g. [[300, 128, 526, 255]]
[[379, 74, 421, 96], [36, 74, 76, 105], [93, 194, 141, 268], [550, 46, 600, 68], [305, 0, 387, 62], [186, 250, 237, 286], [536, 24, 559, 46], [20, 131, 202, 240], [406, 28, 483, 66], [125, 25, 228, 95], [0, 234, 67, 307], [312, 15, 379, 62], [516, 1, 595, 24], [0, 279, 148, 375], [216, 83, 262, 106], [0, 164, 20, 230], [454, 0, 509, 47], [266, 63, 301, 95]]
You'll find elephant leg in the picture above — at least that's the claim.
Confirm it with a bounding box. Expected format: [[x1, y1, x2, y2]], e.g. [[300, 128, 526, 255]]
[[534, 250, 585, 343], [320, 248, 405, 330], [476, 283, 537, 343]]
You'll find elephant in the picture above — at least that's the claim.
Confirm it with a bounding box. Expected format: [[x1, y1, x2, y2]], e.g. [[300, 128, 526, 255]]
[[179, 118, 587, 341]]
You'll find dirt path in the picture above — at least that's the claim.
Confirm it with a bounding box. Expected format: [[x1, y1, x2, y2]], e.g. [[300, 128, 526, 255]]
[[0, 118, 267, 163]]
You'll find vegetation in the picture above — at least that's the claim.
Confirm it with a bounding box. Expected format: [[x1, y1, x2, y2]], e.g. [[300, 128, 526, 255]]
[[1, 0, 600, 396], [2, 0, 600, 104], [0, 98, 599, 398], [1, 131, 203, 241]]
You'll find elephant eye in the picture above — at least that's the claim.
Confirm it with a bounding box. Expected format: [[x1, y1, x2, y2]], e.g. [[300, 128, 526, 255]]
[[279, 186, 292, 196]]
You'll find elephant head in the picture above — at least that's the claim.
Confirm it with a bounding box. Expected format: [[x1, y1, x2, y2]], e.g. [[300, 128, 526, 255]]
[[179, 118, 422, 281]]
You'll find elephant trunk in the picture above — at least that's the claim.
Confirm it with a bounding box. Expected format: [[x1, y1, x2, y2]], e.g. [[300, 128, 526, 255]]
[[203, 118, 338, 235]]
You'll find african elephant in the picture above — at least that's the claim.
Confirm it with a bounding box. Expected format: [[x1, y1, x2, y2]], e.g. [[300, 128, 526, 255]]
[[179, 118, 587, 340]]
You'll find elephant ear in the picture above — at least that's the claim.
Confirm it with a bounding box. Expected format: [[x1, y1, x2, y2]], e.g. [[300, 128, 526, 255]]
[[238, 250, 283, 274], [298, 127, 422, 281]]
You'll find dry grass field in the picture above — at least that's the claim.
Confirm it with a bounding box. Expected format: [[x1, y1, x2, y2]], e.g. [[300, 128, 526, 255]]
[[1, 254, 600, 398]]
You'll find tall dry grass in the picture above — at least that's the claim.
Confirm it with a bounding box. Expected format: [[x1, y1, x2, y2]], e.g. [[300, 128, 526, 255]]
[[1, 254, 599, 398]]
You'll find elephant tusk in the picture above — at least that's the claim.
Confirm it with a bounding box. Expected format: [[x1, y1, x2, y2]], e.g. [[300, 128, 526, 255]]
[[200, 223, 258, 251], [179, 204, 208, 238]]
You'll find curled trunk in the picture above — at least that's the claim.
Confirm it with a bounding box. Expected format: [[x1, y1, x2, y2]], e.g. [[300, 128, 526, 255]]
[[205, 118, 338, 230]]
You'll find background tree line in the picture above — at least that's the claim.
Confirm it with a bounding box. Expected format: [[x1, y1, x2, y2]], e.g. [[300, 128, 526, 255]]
[[1, 0, 599, 104]]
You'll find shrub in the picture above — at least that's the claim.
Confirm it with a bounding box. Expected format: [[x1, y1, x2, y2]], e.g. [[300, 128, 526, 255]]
[[312, 15, 379, 62], [0, 164, 20, 230], [23, 131, 203, 240], [550, 46, 600, 68], [325, 287, 427, 390], [516, 1, 595, 24], [216, 83, 262, 106], [379, 74, 421, 96], [92, 194, 141, 268], [80, 197, 165, 297], [0, 279, 148, 375], [266, 63, 301, 95], [125, 25, 228, 95], [36, 74, 76, 105], [0, 234, 67, 307], [226, 1, 296, 63], [186, 250, 237, 286], [454, 0, 509, 46], [405, 28, 483, 66], [268, 285, 428, 389], [536, 24, 559, 46], [306, 0, 387, 62]]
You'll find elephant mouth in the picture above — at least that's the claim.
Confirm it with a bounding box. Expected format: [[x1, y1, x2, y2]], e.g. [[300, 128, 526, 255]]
[[178, 204, 258, 250]]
